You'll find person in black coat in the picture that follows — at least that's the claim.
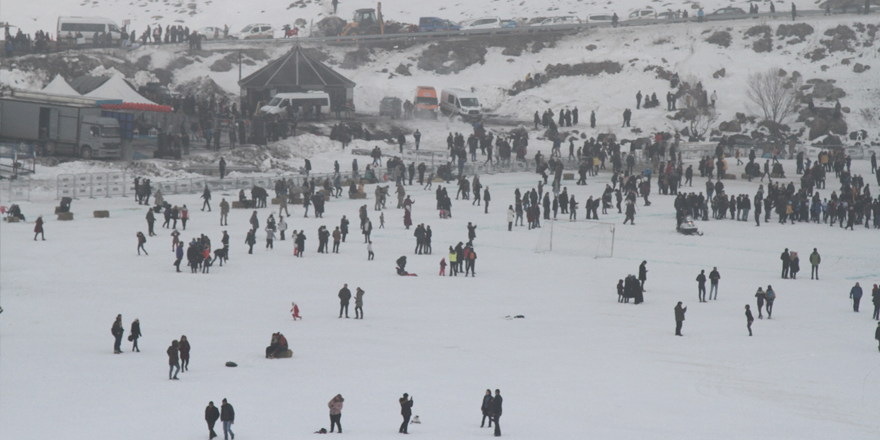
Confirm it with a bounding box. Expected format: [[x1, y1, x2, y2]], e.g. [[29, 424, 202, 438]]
[[112, 314, 124, 354], [167, 340, 180, 380], [875, 322, 880, 352], [338, 284, 351, 318], [638, 261, 648, 289], [745, 305, 754, 336], [481, 389, 494, 428], [780, 248, 791, 278], [221, 398, 235, 440], [206, 401, 220, 439], [491, 389, 503, 437], [399, 393, 413, 433], [674, 302, 687, 336], [696, 270, 707, 303], [129, 318, 142, 352]]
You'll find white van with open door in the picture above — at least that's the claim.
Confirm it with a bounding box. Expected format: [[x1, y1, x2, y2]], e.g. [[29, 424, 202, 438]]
[[440, 88, 482, 120]]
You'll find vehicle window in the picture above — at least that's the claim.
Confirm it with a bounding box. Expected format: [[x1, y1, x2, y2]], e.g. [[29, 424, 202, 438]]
[[102, 126, 119, 138], [629, 12, 640, 18], [475, 19, 493, 26], [459, 98, 479, 107], [416, 97, 438, 105], [90, 126, 100, 137], [268, 97, 282, 106], [242, 26, 254, 32], [447, 95, 455, 104], [642, 10, 653, 16], [281, 100, 289, 108], [261, 26, 271, 32], [109, 25, 120, 32]]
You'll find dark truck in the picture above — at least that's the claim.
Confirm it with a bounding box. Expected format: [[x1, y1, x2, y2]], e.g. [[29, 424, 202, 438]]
[[0, 90, 122, 159]]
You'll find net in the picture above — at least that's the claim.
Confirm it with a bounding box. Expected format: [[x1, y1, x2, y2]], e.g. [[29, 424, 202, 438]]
[[535, 219, 615, 258]]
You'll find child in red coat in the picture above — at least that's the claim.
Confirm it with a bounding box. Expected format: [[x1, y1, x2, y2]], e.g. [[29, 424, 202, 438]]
[[439, 258, 447, 276], [291, 302, 301, 320]]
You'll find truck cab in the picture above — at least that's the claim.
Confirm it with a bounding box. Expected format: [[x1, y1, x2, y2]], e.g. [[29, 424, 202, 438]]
[[77, 116, 122, 158], [413, 86, 439, 119]]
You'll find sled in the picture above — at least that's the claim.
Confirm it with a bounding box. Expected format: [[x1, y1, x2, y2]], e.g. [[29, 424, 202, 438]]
[[677, 216, 703, 236]]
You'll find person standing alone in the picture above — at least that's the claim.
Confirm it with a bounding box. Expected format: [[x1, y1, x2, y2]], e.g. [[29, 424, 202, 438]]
[[745, 305, 754, 336], [674, 302, 687, 336], [328, 394, 344, 433], [696, 270, 707, 302], [399, 393, 413, 434], [810, 248, 821, 280], [129, 318, 141, 352]]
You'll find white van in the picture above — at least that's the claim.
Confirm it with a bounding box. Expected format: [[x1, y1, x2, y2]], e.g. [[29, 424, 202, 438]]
[[440, 88, 482, 120], [57, 17, 122, 41], [260, 92, 331, 117]]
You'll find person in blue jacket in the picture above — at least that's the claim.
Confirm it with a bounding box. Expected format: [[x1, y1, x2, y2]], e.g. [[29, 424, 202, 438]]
[[850, 283, 863, 312], [174, 242, 184, 272]]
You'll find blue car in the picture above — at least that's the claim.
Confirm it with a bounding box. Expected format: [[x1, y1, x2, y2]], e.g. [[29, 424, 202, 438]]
[[418, 17, 461, 32]]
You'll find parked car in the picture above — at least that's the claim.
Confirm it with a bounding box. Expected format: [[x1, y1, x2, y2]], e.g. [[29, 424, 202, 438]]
[[532, 16, 583, 26], [657, 11, 681, 19], [627, 8, 657, 20], [379, 97, 402, 118], [460, 17, 502, 30], [709, 7, 747, 16], [588, 14, 615, 23], [237, 23, 274, 39], [418, 17, 461, 32], [196, 26, 227, 40]]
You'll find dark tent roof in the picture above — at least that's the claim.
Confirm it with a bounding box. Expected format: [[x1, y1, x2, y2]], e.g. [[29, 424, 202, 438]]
[[239, 46, 355, 90], [69, 76, 140, 95]]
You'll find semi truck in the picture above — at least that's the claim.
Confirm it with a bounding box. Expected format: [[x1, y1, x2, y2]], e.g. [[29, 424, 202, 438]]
[[0, 90, 122, 159]]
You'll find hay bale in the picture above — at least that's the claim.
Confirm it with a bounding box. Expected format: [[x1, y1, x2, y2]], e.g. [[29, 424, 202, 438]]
[[563, 172, 575, 180], [231, 201, 247, 209], [93, 210, 110, 218], [741, 173, 752, 179], [7, 216, 20, 223], [358, 184, 365, 193], [290, 194, 302, 204], [350, 192, 367, 199], [54, 206, 64, 214], [433, 177, 444, 182], [319, 189, 331, 199], [721, 173, 737, 180], [275, 349, 293, 358], [57, 212, 74, 221]]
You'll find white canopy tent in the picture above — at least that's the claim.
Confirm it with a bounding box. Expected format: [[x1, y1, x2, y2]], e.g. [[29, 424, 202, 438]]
[[41, 75, 81, 96], [84, 75, 156, 105]]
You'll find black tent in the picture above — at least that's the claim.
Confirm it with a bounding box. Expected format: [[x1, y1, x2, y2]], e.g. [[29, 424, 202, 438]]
[[238, 46, 356, 116]]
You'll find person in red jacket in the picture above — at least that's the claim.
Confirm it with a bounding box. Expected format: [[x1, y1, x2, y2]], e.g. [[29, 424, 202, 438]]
[[291, 302, 301, 320], [34, 215, 45, 240]]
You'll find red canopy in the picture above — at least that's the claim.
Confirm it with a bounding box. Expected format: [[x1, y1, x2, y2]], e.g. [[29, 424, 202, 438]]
[[101, 103, 173, 113]]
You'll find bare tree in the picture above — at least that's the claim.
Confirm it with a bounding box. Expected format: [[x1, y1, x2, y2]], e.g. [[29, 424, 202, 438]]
[[746, 69, 802, 126], [676, 75, 717, 140]]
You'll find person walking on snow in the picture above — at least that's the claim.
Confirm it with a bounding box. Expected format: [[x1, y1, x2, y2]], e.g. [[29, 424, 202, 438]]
[[872, 285, 880, 320], [755, 287, 767, 319], [851, 283, 863, 312], [354, 287, 364, 319], [201, 185, 212, 211], [765, 285, 776, 318], [491, 389, 503, 437], [137, 232, 148, 255], [167, 339, 180, 380], [875, 322, 880, 352], [129, 318, 141, 352], [746, 305, 754, 336], [220, 398, 234, 440], [481, 389, 494, 428], [34, 215, 45, 240], [112, 314, 124, 353], [291, 302, 301, 320], [205, 401, 220, 439]]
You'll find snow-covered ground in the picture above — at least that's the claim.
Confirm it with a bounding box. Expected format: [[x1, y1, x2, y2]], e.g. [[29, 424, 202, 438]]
[[2, 155, 880, 439]]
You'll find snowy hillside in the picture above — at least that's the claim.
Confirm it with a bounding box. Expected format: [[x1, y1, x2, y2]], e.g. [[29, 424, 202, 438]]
[[11, 0, 791, 36]]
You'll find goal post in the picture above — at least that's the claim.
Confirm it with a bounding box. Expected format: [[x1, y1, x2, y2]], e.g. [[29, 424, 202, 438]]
[[535, 219, 616, 258]]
